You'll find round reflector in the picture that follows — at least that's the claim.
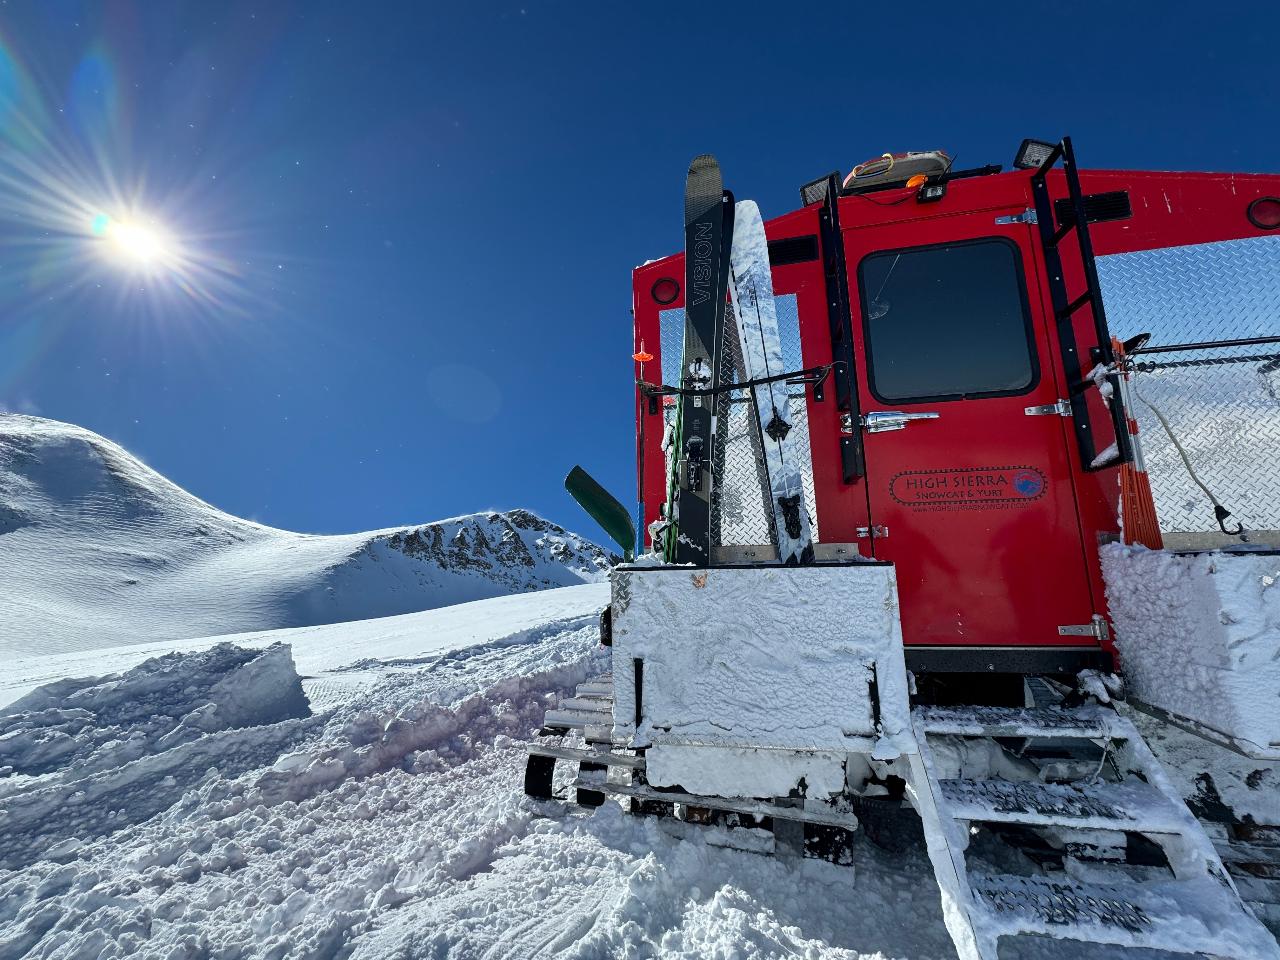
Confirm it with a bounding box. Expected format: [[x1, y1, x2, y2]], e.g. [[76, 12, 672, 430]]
[[651, 277, 680, 304], [1248, 197, 1280, 230]]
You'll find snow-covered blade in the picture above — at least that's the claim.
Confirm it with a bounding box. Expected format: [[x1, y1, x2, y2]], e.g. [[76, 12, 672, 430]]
[[0, 414, 610, 655], [728, 200, 814, 564], [1102, 543, 1280, 758]]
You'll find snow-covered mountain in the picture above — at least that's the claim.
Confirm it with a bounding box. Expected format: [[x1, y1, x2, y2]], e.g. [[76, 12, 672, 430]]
[[0, 414, 611, 656]]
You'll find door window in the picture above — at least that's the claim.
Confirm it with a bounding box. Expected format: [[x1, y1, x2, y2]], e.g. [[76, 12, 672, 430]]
[[858, 238, 1039, 403]]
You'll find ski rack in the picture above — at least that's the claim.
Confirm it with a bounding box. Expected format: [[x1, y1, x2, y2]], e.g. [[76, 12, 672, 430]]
[[638, 360, 837, 412], [1029, 137, 1134, 472]]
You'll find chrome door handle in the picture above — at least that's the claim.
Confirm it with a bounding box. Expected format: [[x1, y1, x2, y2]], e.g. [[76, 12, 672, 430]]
[[862, 410, 940, 433]]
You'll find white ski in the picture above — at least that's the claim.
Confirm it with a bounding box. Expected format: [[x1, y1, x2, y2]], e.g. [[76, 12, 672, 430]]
[[728, 200, 814, 564]]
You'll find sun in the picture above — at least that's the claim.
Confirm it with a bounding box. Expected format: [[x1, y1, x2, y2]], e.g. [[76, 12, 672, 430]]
[[91, 212, 177, 271]]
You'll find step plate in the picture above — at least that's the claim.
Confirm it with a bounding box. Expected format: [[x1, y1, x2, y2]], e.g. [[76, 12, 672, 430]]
[[972, 874, 1280, 958], [940, 777, 1185, 833], [916, 704, 1121, 739]]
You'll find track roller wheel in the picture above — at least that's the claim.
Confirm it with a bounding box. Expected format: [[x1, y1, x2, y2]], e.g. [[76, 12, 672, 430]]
[[576, 760, 606, 807], [524, 753, 557, 799]]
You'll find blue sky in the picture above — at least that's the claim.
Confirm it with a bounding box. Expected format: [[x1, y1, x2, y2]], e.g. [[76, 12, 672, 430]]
[[0, 1, 1276, 544]]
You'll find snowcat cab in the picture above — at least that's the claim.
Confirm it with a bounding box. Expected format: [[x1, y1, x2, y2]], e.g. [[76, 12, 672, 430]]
[[528, 138, 1280, 960]]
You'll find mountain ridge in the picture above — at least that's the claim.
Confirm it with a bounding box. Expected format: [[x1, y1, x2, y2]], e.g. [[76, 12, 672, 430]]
[[0, 414, 610, 655]]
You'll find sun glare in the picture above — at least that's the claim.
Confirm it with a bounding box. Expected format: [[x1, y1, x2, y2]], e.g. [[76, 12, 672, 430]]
[[92, 213, 175, 270]]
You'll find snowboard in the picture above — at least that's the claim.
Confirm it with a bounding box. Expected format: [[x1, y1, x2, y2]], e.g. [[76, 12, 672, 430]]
[[663, 155, 733, 565], [728, 199, 815, 565]]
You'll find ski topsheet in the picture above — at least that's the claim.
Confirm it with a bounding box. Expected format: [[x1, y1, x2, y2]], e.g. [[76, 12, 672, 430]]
[[728, 200, 814, 565], [665, 155, 733, 565]]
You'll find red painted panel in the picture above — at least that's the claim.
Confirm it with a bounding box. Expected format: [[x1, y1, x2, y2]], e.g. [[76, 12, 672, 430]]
[[1075, 169, 1280, 254], [843, 209, 1101, 648]]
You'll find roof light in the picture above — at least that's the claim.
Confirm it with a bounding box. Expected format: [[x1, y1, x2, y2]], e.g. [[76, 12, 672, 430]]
[[651, 277, 680, 304], [916, 181, 946, 203], [1248, 197, 1280, 230], [1014, 138, 1056, 171]]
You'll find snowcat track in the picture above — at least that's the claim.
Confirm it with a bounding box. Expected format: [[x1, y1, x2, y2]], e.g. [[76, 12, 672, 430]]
[[524, 673, 857, 860]]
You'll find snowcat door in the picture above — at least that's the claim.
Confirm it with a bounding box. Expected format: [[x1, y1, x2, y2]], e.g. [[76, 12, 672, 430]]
[[846, 211, 1098, 650]]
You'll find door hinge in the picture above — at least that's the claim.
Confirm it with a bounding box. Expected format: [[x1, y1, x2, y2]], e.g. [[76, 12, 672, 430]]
[[995, 207, 1038, 225], [1058, 615, 1110, 642], [1025, 399, 1072, 417], [856, 525, 889, 539]]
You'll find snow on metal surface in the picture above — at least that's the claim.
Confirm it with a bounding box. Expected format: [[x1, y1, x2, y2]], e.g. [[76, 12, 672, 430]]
[[610, 564, 911, 797], [974, 873, 1280, 958], [938, 777, 1184, 832], [1103, 543, 1280, 757]]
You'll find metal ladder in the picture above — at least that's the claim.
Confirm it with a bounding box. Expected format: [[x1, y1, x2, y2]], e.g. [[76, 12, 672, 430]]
[[905, 703, 1280, 960]]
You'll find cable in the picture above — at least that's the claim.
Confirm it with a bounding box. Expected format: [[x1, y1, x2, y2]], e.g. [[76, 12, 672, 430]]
[[843, 152, 894, 189], [1129, 366, 1245, 537]]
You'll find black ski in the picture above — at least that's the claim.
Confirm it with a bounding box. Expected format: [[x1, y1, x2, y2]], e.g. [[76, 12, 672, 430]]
[[667, 155, 733, 565]]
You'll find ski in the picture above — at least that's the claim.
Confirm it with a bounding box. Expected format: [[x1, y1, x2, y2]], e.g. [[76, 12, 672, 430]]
[[728, 199, 814, 565], [664, 155, 733, 565]]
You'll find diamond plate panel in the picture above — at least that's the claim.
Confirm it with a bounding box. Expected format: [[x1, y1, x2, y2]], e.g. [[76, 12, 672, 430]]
[[1098, 237, 1280, 533], [1098, 235, 1280, 346]]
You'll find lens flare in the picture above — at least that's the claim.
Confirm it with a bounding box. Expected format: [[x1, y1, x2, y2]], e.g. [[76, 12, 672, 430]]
[[94, 214, 176, 270], [0, 26, 281, 379]]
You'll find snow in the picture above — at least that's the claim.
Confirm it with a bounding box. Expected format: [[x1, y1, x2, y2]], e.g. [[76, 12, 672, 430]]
[[0, 414, 610, 657], [611, 564, 912, 798], [0, 582, 612, 713], [0, 645, 1099, 960], [0, 586, 1222, 959], [1101, 543, 1280, 757]]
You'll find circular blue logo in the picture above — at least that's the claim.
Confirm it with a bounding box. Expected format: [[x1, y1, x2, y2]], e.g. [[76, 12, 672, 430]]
[[1012, 470, 1044, 498]]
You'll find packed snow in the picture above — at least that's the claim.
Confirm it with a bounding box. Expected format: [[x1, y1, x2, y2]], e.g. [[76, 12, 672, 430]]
[[0, 584, 1199, 960], [0, 415, 610, 657]]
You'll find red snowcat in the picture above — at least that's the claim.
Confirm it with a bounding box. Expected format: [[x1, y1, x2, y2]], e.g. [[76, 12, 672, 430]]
[[527, 138, 1280, 960]]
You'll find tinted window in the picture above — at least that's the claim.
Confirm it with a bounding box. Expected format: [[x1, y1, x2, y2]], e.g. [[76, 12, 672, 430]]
[[859, 239, 1037, 402]]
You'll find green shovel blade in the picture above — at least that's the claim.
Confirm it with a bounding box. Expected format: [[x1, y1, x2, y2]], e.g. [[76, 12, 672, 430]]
[[565, 465, 634, 562]]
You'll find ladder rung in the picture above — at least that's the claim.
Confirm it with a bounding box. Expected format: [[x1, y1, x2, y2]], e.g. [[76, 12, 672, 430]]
[[568, 778, 858, 830], [1057, 290, 1093, 320], [1049, 218, 1076, 248], [558, 696, 613, 714], [915, 704, 1122, 739]]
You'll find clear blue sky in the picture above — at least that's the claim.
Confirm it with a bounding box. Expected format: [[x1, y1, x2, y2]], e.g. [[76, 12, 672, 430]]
[[1, 1, 1276, 544]]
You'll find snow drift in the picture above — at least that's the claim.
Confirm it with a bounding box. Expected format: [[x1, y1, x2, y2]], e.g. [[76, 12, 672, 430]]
[[0, 414, 610, 656], [0, 643, 316, 871]]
